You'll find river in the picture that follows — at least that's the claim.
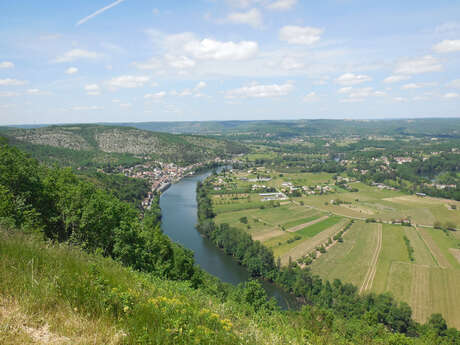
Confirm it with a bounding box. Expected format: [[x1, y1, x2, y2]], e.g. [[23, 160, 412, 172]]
[[160, 169, 297, 309]]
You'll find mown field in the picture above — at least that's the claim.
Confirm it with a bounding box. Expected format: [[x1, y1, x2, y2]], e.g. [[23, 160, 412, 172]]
[[312, 223, 460, 329], [210, 168, 460, 329]]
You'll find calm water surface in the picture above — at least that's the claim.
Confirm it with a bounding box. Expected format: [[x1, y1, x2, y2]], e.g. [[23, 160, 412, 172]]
[[160, 170, 297, 309]]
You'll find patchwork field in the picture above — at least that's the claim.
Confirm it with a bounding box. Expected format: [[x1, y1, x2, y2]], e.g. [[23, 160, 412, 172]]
[[311, 223, 460, 328], [209, 169, 460, 328]]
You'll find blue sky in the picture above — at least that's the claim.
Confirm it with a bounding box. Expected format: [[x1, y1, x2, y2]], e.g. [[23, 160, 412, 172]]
[[1, 0, 460, 125]]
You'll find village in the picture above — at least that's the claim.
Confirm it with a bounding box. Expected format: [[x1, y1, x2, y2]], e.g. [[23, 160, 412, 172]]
[[104, 158, 230, 209]]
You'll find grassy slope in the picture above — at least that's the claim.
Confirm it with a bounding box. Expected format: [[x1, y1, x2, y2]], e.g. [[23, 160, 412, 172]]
[[0, 230, 300, 345]]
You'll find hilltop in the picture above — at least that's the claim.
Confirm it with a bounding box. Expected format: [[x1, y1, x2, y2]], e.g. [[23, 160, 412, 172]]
[[0, 124, 247, 167]]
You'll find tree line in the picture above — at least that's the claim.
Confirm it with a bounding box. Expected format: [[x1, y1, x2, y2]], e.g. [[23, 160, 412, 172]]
[[196, 177, 460, 343]]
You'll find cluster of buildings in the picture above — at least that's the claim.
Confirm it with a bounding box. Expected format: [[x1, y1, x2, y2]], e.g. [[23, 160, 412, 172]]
[[107, 161, 210, 209]]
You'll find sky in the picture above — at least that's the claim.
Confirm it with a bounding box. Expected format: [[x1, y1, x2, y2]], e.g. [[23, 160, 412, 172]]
[[1, 0, 460, 125]]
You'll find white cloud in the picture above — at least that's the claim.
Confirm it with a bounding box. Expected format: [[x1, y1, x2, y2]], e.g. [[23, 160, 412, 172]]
[[71, 106, 104, 111], [227, 8, 262, 28], [85, 84, 101, 96], [65, 67, 79, 75], [340, 98, 364, 103], [119, 103, 132, 108], [0, 91, 20, 97], [267, 0, 297, 10], [394, 55, 442, 75], [225, 81, 294, 99], [335, 73, 371, 86], [279, 26, 323, 45], [338, 87, 352, 94], [393, 97, 407, 102], [225, 0, 260, 8], [384, 75, 410, 83], [401, 82, 437, 90], [0, 78, 28, 86], [348, 87, 373, 99], [27, 88, 52, 95], [144, 91, 166, 100], [280, 56, 304, 70], [54, 49, 102, 63], [164, 55, 196, 69], [433, 40, 460, 53], [444, 92, 459, 99], [374, 91, 386, 96], [448, 79, 460, 88], [195, 81, 207, 89], [0, 61, 14, 69], [108, 75, 150, 89], [184, 38, 258, 60], [302, 91, 318, 102], [134, 58, 163, 70]]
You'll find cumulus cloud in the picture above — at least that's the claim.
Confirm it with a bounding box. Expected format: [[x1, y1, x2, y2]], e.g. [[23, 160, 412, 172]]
[[27, 88, 52, 95], [0, 61, 14, 69], [144, 91, 166, 100], [184, 38, 258, 60], [85, 84, 101, 96], [394, 55, 442, 75], [348, 87, 373, 99], [335, 73, 371, 86], [401, 82, 437, 90], [133, 58, 163, 70], [393, 97, 407, 102], [448, 79, 460, 88], [433, 40, 460, 53], [444, 92, 459, 99], [65, 67, 79, 75], [338, 87, 352, 94], [228, 8, 262, 28], [165, 55, 196, 69], [384, 75, 410, 83], [302, 91, 318, 102], [225, 81, 294, 99], [71, 106, 103, 111], [108, 75, 150, 89], [195, 81, 207, 89], [0, 91, 21, 97], [54, 49, 102, 63], [280, 56, 304, 70], [279, 26, 323, 45], [0, 78, 28, 86], [267, 0, 297, 10]]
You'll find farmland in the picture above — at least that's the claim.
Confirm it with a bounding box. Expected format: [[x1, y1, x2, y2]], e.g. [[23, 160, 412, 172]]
[[209, 167, 460, 328]]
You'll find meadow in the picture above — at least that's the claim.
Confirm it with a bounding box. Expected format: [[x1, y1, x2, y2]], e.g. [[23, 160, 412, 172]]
[[210, 168, 460, 329]]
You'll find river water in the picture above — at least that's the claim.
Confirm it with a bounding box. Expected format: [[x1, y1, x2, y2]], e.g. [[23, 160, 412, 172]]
[[160, 169, 297, 309]]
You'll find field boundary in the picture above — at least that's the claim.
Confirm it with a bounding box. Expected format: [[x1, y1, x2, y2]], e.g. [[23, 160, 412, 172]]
[[418, 228, 450, 269], [359, 223, 382, 294], [287, 215, 329, 232]]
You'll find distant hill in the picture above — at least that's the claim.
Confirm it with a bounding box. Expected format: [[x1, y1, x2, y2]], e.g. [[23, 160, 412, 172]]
[[0, 124, 247, 167], [113, 118, 460, 138]]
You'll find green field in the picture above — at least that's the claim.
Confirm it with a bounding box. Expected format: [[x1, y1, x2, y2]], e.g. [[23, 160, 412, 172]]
[[312, 222, 460, 328], [210, 169, 460, 328], [295, 216, 341, 238]]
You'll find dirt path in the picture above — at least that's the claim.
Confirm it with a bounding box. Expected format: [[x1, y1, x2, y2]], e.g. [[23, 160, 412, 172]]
[[359, 223, 382, 294], [287, 215, 329, 232], [418, 228, 451, 269]]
